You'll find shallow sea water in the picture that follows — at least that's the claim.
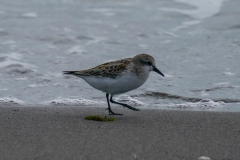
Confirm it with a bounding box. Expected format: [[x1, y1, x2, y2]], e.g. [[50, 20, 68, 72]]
[[0, 0, 239, 111]]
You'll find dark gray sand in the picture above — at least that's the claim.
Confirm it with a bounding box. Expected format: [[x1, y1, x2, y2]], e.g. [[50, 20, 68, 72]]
[[0, 106, 240, 160]]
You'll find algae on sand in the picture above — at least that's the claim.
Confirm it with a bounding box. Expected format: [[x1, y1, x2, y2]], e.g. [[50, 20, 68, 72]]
[[85, 115, 116, 122]]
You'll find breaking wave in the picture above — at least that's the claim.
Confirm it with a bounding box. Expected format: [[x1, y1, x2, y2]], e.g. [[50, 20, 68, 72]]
[[157, 99, 225, 109], [43, 98, 104, 106], [135, 91, 240, 103], [0, 97, 25, 105]]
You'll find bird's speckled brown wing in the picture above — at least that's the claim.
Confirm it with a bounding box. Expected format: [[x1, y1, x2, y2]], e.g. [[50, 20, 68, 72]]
[[63, 58, 132, 78]]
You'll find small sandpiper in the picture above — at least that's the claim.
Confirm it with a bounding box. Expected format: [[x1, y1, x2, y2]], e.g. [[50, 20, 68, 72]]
[[63, 53, 164, 115]]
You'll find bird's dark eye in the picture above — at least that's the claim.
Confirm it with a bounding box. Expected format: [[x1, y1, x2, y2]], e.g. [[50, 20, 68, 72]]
[[147, 61, 152, 66]]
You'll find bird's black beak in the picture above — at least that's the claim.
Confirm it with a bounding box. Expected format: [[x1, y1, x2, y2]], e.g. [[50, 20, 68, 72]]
[[153, 66, 165, 77]]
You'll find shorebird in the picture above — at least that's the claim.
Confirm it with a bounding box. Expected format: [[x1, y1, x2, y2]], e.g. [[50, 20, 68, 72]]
[[63, 53, 164, 115]]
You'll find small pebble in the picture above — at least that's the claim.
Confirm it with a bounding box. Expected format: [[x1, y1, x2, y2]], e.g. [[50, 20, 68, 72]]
[[198, 156, 211, 160]]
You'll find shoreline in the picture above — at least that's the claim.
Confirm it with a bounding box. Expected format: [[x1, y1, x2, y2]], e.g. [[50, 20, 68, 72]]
[[0, 106, 239, 160]]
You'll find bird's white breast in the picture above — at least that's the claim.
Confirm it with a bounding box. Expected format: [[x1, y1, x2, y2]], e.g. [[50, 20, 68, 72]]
[[80, 71, 149, 95]]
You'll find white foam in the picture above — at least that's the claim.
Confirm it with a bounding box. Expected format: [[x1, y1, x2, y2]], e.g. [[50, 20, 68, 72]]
[[214, 82, 231, 86], [47, 44, 58, 50], [86, 37, 106, 46], [163, 0, 226, 19], [214, 82, 239, 88], [161, 0, 226, 30], [0, 97, 25, 105], [0, 60, 20, 68], [16, 78, 28, 81], [174, 20, 201, 30], [63, 27, 72, 33], [160, 40, 172, 44], [139, 44, 149, 49], [2, 52, 22, 60], [89, 8, 115, 16], [114, 95, 145, 106], [66, 45, 85, 54], [21, 12, 38, 18], [158, 99, 224, 109], [0, 52, 35, 69], [222, 72, 235, 76], [1, 40, 16, 45], [47, 72, 64, 78], [0, 58, 34, 69], [44, 98, 104, 106], [28, 84, 46, 88], [0, 88, 8, 91], [200, 91, 210, 97], [162, 32, 177, 37], [90, 8, 113, 13]]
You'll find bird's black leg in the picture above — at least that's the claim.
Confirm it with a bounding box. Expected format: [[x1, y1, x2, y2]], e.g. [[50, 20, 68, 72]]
[[106, 93, 123, 115], [110, 95, 140, 111]]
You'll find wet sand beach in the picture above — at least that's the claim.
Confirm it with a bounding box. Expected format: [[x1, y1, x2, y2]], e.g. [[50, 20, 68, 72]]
[[0, 106, 239, 160]]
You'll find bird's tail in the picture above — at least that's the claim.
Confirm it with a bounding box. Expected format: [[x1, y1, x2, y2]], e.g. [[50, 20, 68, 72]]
[[63, 71, 77, 74], [63, 71, 89, 76]]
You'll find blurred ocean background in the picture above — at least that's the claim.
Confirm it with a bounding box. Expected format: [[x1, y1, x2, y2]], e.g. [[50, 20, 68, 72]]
[[0, 0, 239, 111]]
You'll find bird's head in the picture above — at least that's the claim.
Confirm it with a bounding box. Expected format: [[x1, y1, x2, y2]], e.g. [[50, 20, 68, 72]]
[[133, 53, 165, 77]]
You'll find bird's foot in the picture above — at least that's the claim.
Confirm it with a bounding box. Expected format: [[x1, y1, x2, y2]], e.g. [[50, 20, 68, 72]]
[[122, 104, 140, 111], [106, 108, 123, 116]]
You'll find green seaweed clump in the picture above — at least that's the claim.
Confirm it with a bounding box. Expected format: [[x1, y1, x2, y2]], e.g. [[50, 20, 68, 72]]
[[85, 115, 116, 122]]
